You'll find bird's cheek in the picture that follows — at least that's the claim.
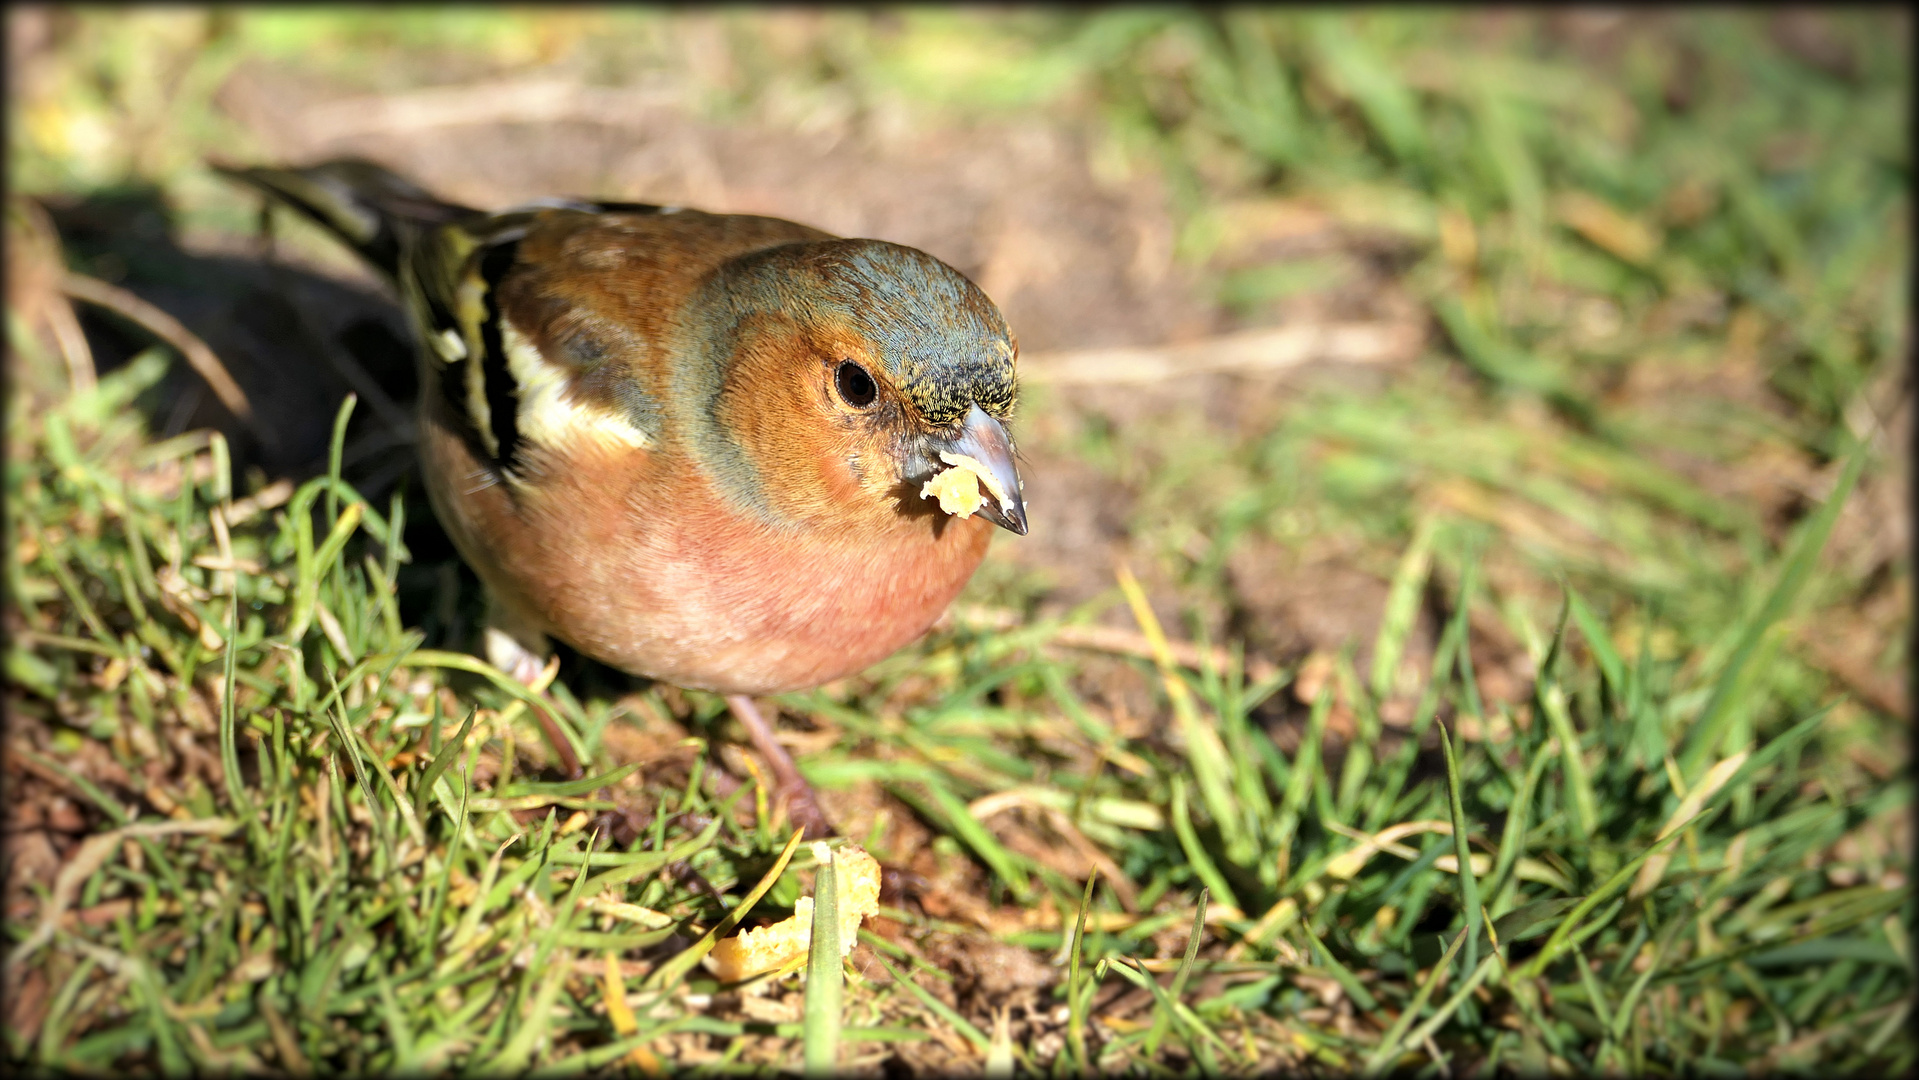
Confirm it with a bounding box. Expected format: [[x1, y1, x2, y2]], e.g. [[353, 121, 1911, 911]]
[[752, 413, 880, 524], [824, 433, 899, 513]]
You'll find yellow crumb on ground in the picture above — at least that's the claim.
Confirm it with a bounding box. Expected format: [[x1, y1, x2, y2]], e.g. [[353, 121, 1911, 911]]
[[706, 843, 881, 983], [919, 451, 1009, 518]]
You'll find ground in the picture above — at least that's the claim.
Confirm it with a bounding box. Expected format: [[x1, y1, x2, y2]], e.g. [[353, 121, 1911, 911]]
[[5, 9, 1911, 1075]]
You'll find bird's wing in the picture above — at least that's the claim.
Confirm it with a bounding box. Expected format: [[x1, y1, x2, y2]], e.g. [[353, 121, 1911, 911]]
[[407, 205, 836, 482], [220, 160, 830, 481], [220, 160, 670, 473]]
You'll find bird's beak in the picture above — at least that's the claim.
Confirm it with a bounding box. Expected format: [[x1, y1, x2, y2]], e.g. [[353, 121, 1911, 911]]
[[935, 404, 1028, 536]]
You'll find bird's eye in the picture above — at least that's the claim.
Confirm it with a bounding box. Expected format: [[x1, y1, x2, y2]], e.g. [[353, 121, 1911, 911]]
[[835, 360, 878, 408]]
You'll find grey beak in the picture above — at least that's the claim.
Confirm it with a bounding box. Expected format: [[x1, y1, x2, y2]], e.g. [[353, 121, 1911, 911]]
[[941, 404, 1027, 536]]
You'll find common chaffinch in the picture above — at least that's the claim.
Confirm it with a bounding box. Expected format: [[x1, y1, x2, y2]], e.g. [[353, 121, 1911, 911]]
[[221, 160, 1027, 837]]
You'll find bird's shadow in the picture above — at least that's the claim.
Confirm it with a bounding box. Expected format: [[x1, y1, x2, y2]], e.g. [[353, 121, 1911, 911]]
[[888, 478, 951, 541], [40, 182, 481, 650]]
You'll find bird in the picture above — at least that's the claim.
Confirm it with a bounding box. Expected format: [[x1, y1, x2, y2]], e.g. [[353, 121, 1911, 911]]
[[220, 159, 1027, 837]]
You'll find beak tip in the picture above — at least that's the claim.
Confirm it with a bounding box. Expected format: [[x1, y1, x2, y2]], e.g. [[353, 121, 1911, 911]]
[[942, 404, 1029, 536], [979, 496, 1028, 536]]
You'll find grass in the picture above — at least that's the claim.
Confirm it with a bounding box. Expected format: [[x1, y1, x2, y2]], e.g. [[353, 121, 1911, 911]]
[[7, 7, 1911, 1075]]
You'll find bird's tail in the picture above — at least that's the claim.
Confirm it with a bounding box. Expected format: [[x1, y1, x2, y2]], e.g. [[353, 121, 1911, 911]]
[[213, 159, 477, 281]]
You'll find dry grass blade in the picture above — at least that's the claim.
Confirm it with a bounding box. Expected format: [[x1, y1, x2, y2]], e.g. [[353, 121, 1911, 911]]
[[7, 195, 95, 393], [7, 819, 239, 975], [643, 826, 808, 993], [1118, 564, 1244, 860], [948, 604, 1284, 687]]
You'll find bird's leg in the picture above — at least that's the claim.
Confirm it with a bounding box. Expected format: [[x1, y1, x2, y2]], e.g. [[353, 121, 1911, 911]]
[[484, 597, 582, 779], [723, 695, 834, 839]]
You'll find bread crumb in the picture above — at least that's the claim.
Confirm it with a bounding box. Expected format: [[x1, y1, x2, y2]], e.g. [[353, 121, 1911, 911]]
[[920, 451, 1010, 519], [706, 844, 881, 983]]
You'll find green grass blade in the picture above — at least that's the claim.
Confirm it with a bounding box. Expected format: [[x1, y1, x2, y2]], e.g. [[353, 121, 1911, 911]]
[[1299, 919, 1378, 1012], [1110, 957, 1227, 1070], [1308, 17, 1429, 172], [1370, 515, 1438, 700], [1387, 952, 1501, 1069], [1438, 720, 1483, 977], [887, 777, 1032, 903], [873, 954, 992, 1054], [217, 587, 252, 818], [1520, 813, 1715, 981], [1066, 871, 1098, 1069], [288, 501, 363, 644], [1676, 441, 1868, 782], [1484, 748, 1552, 911], [416, 707, 477, 821], [1146, 885, 1209, 1058], [1277, 686, 1332, 872], [324, 393, 355, 529], [1538, 678, 1598, 837], [802, 855, 842, 1077], [1566, 588, 1625, 709], [1572, 942, 1614, 1033], [1119, 564, 1246, 860], [1362, 925, 1468, 1076], [1170, 775, 1241, 912]]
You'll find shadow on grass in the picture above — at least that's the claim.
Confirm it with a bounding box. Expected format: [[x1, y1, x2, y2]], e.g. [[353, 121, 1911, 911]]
[[40, 183, 497, 652]]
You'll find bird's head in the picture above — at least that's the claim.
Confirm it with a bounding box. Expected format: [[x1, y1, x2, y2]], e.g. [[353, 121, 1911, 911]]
[[688, 238, 1027, 536]]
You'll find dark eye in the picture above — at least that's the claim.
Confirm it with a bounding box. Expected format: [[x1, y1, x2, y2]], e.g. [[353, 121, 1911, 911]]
[[835, 360, 877, 408]]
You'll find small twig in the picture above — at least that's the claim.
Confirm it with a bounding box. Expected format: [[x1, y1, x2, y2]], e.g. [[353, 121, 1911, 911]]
[[9, 196, 96, 393], [499, 652, 584, 782], [946, 604, 1284, 687], [1019, 319, 1422, 386], [298, 77, 678, 142], [530, 697, 586, 782], [44, 289, 97, 394], [223, 478, 295, 527], [61, 271, 256, 425]]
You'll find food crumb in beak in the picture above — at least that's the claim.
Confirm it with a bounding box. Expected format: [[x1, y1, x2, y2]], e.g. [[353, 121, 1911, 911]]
[[920, 451, 1010, 519]]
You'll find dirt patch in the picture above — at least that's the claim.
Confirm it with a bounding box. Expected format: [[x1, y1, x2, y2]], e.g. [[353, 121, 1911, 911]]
[[215, 60, 1216, 355]]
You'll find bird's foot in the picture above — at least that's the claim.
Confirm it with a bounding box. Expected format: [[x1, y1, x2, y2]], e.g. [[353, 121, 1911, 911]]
[[725, 694, 836, 839], [484, 624, 551, 688], [775, 780, 836, 841]]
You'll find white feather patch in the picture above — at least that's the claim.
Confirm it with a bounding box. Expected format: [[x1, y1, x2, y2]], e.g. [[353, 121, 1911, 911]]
[[433, 327, 468, 362], [500, 319, 652, 453]]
